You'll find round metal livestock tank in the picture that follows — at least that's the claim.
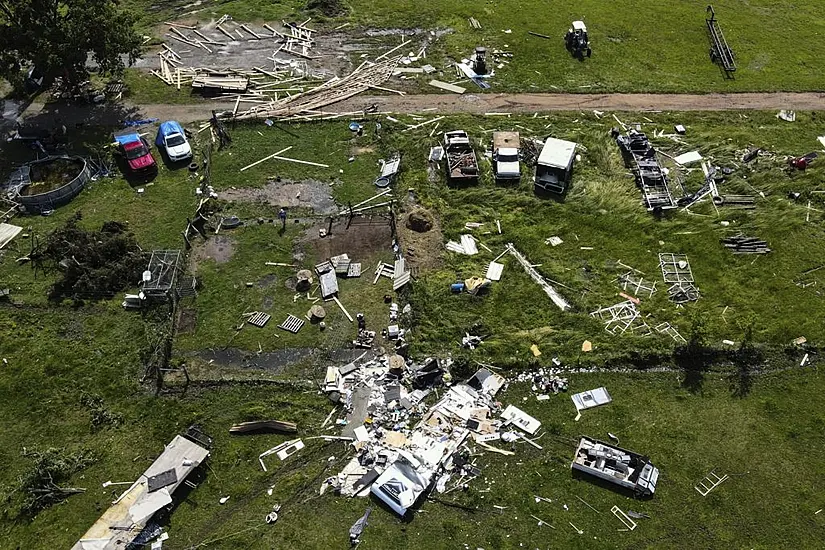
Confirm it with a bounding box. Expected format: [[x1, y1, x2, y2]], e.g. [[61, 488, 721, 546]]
[[14, 156, 90, 214]]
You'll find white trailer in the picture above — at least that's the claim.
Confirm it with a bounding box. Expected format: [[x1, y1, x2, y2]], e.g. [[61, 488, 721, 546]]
[[534, 137, 577, 194]]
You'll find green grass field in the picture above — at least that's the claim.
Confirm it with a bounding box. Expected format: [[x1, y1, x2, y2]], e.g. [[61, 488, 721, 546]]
[[2, 110, 825, 548], [128, 0, 825, 94]]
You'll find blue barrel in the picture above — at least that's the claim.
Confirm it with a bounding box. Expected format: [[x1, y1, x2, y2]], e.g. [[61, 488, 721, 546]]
[[450, 283, 465, 293]]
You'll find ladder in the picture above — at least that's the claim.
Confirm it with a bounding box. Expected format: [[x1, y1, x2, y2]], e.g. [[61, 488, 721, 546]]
[[695, 470, 729, 496]]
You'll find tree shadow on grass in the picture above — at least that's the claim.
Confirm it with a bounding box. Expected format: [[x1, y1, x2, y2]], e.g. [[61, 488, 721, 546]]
[[675, 345, 712, 395], [729, 341, 761, 398]]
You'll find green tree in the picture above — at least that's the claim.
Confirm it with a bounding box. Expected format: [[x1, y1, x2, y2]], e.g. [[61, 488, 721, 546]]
[[0, 0, 142, 90]]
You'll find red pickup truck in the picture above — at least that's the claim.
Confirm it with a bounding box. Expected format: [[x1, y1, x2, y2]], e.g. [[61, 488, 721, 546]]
[[114, 133, 157, 178]]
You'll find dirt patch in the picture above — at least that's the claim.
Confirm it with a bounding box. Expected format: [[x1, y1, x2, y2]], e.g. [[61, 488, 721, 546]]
[[397, 208, 444, 271], [218, 179, 337, 215], [190, 235, 236, 266], [257, 273, 277, 288], [406, 206, 434, 232], [191, 347, 316, 373], [177, 307, 197, 334], [302, 215, 393, 261]]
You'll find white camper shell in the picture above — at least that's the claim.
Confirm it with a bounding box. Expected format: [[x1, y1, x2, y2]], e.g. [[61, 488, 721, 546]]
[[534, 137, 577, 194]]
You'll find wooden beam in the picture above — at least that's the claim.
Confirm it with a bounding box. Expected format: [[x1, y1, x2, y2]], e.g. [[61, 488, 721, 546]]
[[240, 146, 293, 172], [375, 39, 411, 61], [267, 155, 329, 168], [216, 24, 235, 41], [332, 296, 353, 323]]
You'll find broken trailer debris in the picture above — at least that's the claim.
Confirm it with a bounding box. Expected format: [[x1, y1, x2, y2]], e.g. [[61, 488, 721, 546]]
[[72, 428, 211, 550], [571, 436, 659, 497]]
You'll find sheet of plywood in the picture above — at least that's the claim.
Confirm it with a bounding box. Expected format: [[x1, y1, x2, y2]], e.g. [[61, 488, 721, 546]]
[[0, 223, 23, 249]]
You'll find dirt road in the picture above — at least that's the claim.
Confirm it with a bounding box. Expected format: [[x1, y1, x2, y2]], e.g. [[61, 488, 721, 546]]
[[340, 91, 825, 114], [11, 91, 825, 128]]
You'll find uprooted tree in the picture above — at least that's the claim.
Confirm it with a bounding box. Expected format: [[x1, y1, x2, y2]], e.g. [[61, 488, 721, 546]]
[[3, 447, 96, 518], [0, 0, 142, 90], [32, 212, 145, 301]]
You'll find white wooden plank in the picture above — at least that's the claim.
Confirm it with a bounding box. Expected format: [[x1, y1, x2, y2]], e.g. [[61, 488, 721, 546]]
[[428, 79, 466, 94]]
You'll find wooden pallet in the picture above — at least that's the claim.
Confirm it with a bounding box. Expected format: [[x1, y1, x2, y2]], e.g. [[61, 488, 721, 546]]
[[247, 311, 271, 327], [278, 314, 304, 333], [347, 262, 362, 278]]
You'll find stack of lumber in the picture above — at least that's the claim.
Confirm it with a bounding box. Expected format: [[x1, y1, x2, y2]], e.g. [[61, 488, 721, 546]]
[[229, 55, 402, 122], [154, 17, 322, 92], [191, 72, 250, 91], [721, 234, 771, 254]]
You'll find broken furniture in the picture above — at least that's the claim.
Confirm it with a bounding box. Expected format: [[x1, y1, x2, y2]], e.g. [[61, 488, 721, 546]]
[[590, 301, 650, 335], [655, 322, 687, 344], [71, 429, 211, 550], [571, 436, 659, 497], [659, 253, 699, 303], [565, 21, 592, 59], [706, 5, 736, 75], [229, 420, 298, 435], [614, 130, 677, 211], [617, 271, 657, 298], [571, 387, 612, 413], [316, 260, 339, 299], [501, 405, 541, 435], [259, 439, 304, 471], [374, 155, 401, 188]]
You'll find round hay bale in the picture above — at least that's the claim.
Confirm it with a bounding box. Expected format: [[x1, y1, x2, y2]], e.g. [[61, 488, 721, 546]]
[[296, 269, 313, 292], [406, 207, 434, 233], [309, 305, 326, 322]]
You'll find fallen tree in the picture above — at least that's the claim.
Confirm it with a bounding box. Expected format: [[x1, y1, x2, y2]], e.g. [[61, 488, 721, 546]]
[[32, 212, 144, 302], [4, 447, 96, 518]]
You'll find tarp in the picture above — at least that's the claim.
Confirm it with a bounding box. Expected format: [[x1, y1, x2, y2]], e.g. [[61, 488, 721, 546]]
[[156, 121, 184, 146], [113, 133, 140, 146]]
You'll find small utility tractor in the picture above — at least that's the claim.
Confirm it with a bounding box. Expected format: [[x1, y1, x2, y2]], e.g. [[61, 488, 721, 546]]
[[565, 21, 592, 59]]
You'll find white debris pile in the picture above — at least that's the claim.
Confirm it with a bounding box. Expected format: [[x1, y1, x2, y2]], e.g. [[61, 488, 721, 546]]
[[445, 234, 479, 255], [320, 361, 545, 517], [513, 367, 569, 399]]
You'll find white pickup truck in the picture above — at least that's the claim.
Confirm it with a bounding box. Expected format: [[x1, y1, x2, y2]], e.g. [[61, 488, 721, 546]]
[[492, 131, 520, 182]]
